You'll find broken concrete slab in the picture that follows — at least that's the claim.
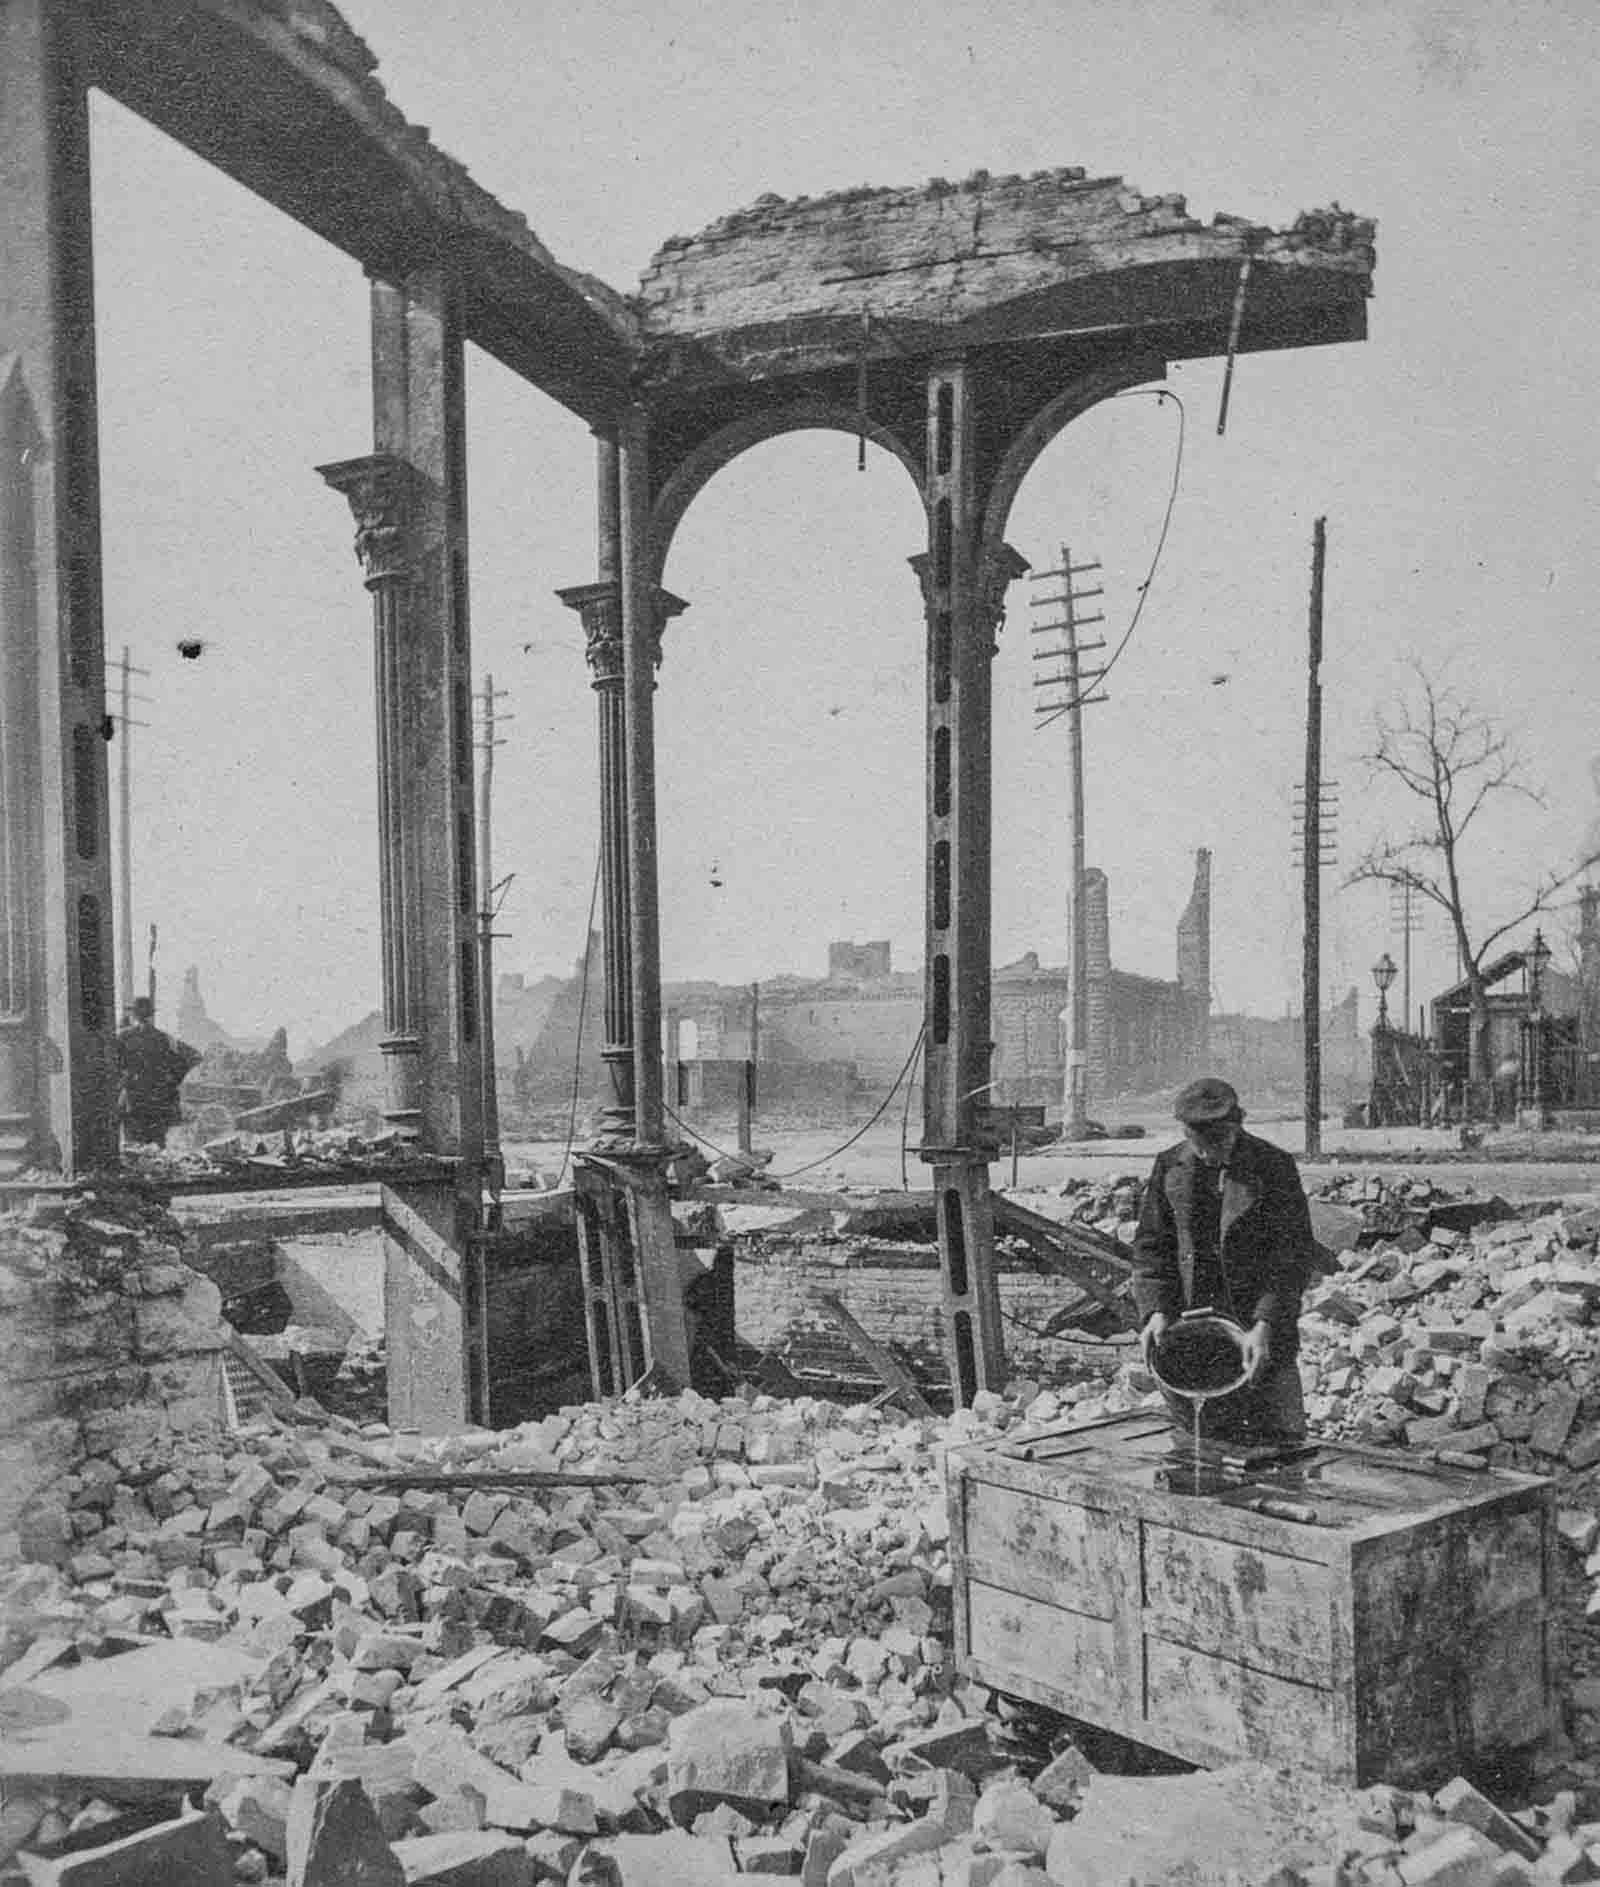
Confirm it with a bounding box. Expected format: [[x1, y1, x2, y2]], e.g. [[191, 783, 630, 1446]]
[[390, 1830, 536, 1886], [1043, 1764, 1364, 1887], [587, 1830, 741, 1885], [15, 1807, 232, 1887], [284, 1775, 405, 1887], [666, 1700, 791, 1817]]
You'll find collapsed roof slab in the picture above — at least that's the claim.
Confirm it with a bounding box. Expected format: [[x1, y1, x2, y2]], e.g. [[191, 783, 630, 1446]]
[[78, 0, 639, 422], [635, 168, 1375, 391]]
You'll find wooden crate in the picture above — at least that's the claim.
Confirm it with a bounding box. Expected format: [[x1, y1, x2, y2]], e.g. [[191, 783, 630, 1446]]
[[947, 1410, 1556, 1787]]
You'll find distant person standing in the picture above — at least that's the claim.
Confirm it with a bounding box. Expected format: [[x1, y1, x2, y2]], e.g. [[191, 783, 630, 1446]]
[[1131, 1077, 1320, 1448], [116, 998, 201, 1147]]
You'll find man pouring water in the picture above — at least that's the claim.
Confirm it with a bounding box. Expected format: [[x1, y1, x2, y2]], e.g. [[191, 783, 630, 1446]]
[[1131, 1077, 1320, 1449]]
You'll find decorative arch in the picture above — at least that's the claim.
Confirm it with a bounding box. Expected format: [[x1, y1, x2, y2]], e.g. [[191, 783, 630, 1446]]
[[978, 356, 1165, 568], [646, 399, 925, 589]]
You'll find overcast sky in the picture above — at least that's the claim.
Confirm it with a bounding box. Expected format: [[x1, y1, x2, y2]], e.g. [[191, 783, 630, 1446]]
[[88, 0, 1599, 1054]]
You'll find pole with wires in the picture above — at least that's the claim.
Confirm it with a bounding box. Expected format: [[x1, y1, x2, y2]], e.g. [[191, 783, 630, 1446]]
[[107, 646, 150, 1022], [475, 672, 512, 1202], [1299, 519, 1330, 1158], [1030, 551, 1107, 1139]]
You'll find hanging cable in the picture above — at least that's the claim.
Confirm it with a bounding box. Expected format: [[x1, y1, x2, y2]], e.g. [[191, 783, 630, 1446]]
[[666, 1024, 928, 1184], [1075, 386, 1185, 704], [553, 847, 603, 1190], [663, 1101, 742, 1166], [899, 1021, 926, 1191], [766, 1022, 927, 1182]]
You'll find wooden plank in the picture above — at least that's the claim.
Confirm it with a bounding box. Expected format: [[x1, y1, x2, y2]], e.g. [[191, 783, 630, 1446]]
[[806, 1289, 933, 1417], [1144, 1639, 1343, 1777], [1464, 1599, 1553, 1755], [967, 1579, 1130, 1720], [952, 1443, 1347, 1564], [961, 1481, 1123, 1617], [1141, 1522, 1336, 1685], [991, 1194, 1135, 1323]]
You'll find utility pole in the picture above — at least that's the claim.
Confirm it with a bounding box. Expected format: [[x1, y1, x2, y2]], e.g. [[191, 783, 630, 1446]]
[[476, 673, 512, 1201], [1298, 519, 1331, 1157], [1390, 880, 1423, 1034], [1031, 548, 1107, 1139], [107, 646, 150, 1023]]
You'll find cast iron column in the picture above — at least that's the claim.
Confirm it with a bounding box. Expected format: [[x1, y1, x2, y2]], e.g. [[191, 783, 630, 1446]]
[[317, 453, 423, 1135], [558, 578, 688, 1149], [915, 359, 1027, 1403], [559, 575, 632, 1142], [600, 401, 692, 1389], [559, 429, 688, 1150], [319, 272, 485, 1161], [619, 405, 668, 1149], [320, 270, 486, 1433], [0, 0, 118, 1175]]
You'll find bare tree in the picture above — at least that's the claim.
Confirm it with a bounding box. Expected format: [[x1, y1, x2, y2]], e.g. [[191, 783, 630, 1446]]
[[1346, 666, 1599, 1097]]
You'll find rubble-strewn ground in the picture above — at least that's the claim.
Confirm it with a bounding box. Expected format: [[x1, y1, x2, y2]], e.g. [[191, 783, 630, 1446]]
[[7, 1174, 1600, 1885]]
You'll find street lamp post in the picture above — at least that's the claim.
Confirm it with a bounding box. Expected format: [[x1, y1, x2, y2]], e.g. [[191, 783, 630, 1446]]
[[1371, 952, 1397, 1031], [1370, 951, 1398, 1127], [1525, 929, 1552, 1122]]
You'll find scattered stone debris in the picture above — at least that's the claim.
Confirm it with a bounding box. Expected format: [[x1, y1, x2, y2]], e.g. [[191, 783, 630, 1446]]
[[9, 1174, 1600, 1883]]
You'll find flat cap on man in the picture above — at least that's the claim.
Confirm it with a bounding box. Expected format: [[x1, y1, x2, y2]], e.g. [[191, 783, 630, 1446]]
[[1173, 1076, 1241, 1125]]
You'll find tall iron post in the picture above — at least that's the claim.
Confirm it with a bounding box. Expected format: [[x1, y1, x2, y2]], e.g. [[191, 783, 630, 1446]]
[[1062, 548, 1090, 1141], [477, 670, 504, 1199], [1302, 517, 1327, 1158], [117, 645, 133, 1021], [1029, 550, 1104, 1139]]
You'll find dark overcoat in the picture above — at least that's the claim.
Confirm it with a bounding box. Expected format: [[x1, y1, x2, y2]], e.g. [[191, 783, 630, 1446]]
[[1130, 1129, 1318, 1360]]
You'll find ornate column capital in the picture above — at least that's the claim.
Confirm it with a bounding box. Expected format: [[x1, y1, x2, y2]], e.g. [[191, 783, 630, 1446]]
[[558, 580, 623, 684], [317, 453, 414, 585], [559, 581, 689, 680]]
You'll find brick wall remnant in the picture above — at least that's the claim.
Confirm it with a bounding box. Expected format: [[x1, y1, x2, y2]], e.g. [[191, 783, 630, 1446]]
[[0, 1186, 227, 1556]]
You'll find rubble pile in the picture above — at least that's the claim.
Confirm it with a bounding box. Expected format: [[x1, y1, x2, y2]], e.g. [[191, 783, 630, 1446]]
[[118, 1126, 442, 1185], [12, 1177, 1600, 1882], [1047, 1176, 1145, 1242], [1294, 1195, 1600, 1472], [0, 1365, 1589, 1887]]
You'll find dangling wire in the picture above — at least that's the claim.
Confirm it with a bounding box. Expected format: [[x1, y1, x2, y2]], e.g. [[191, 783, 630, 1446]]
[[554, 846, 603, 1191], [1081, 385, 1186, 701], [1215, 248, 1254, 436], [855, 312, 872, 471]]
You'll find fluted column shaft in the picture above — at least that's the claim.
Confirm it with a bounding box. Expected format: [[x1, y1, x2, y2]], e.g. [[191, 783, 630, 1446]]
[[559, 443, 686, 1149], [319, 454, 424, 1133]]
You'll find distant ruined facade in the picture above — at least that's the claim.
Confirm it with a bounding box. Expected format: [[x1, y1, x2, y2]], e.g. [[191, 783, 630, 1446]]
[[653, 848, 1215, 1114]]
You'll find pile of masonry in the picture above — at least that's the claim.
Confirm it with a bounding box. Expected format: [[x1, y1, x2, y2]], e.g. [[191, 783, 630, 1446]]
[[9, 1178, 1600, 1884]]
